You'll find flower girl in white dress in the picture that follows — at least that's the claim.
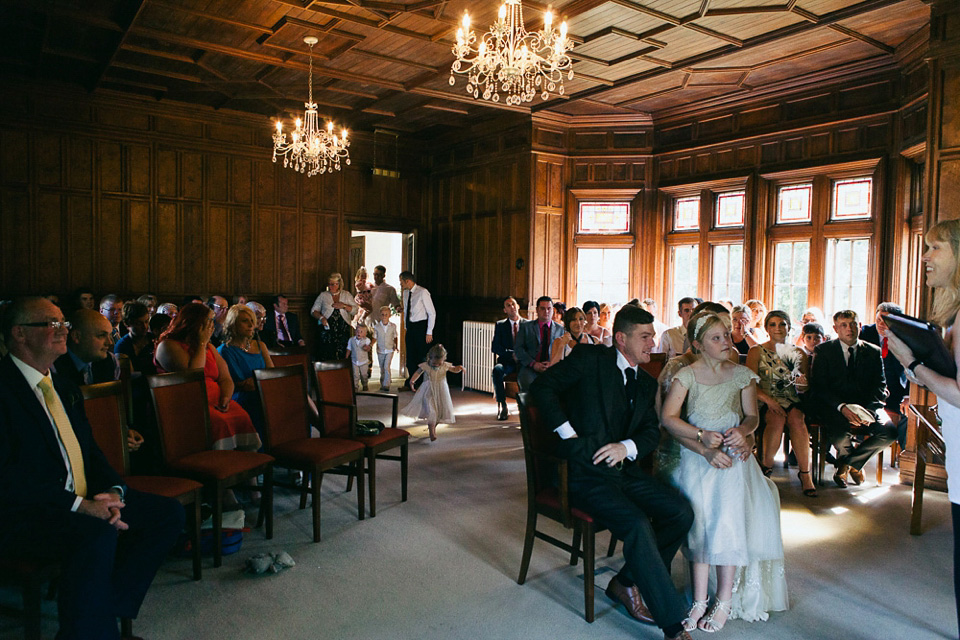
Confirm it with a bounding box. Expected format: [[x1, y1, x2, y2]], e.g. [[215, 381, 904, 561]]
[[661, 313, 788, 632]]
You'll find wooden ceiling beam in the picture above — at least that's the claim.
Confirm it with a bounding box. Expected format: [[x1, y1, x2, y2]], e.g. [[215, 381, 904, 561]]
[[0, 0, 124, 32], [301, 2, 446, 44], [828, 24, 895, 54], [704, 5, 793, 17], [147, 0, 275, 34], [91, 0, 148, 90], [41, 47, 99, 64], [422, 102, 470, 114], [122, 43, 195, 64], [112, 61, 204, 83], [535, 0, 906, 111], [102, 77, 168, 94]]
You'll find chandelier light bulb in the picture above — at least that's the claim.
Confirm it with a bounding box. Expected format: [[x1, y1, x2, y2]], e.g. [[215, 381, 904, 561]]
[[544, 10, 552, 29], [498, 4, 507, 21], [462, 11, 470, 29]]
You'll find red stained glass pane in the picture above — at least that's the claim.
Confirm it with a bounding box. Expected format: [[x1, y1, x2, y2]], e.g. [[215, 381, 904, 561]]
[[715, 191, 744, 228], [674, 197, 699, 231], [832, 178, 872, 220], [578, 202, 630, 233], [777, 184, 812, 223]]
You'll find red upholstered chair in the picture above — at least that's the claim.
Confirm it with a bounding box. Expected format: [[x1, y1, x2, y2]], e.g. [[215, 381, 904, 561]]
[[639, 352, 666, 380], [516, 392, 616, 623], [82, 380, 204, 580], [254, 365, 366, 542], [314, 360, 409, 517], [147, 369, 274, 568]]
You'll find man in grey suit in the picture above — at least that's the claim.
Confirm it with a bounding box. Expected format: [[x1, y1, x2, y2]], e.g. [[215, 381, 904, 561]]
[[515, 296, 565, 391]]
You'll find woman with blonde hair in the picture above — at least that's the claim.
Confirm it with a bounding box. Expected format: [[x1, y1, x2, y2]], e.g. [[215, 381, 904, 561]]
[[354, 266, 374, 327], [218, 305, 274, 443], [311, 272, 357, 361], [886, 218, 960, 632], [744, 299, 769, 343]]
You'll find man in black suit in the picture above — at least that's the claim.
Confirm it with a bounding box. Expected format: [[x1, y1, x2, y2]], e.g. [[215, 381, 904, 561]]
[[262, 294, 306, 350], [0, 297, 183, 640], [860, 302, 910, 449], [515, 296, 565, 391], [531, 304, 694, 640], [811, 309, 898, 488], [491, 296, 525, 421], [53, 308, 121, 386]]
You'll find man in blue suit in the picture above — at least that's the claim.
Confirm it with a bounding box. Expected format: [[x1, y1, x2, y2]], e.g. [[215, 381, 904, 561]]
[[491, 296, 525, 421], [262, 294, 305, 350], [0, 297, 183, 640], [514, 296, 565, 391]]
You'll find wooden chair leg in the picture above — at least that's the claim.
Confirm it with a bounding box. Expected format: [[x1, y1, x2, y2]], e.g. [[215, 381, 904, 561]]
[[583, 522, 595, 623], [570, 523, 582, 566], [263, 467, 274, 540], [312, 468, 323, 543], [213, 486, 223, 569], [346, 466, 354, 493], [190, 494, 202, 581], [876, 450, 883, 485], [517, 509, 537, 585], [355, 459, 365, 521], [367, 451, 378, 518], [299, 472, 310, 510], [400, 443, 408, 502], [606, 535, 617, 558]]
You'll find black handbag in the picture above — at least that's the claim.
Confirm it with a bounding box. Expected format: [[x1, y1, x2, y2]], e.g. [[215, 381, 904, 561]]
[[355, 420, 385, 436]]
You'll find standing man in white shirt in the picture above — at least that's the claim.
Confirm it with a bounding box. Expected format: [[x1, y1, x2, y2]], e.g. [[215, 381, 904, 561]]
[[399, 270, 436, 391], [657, 297, 695, 359]]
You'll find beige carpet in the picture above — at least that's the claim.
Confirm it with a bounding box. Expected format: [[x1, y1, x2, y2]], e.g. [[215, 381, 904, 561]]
[[1, 388, 955, 640]]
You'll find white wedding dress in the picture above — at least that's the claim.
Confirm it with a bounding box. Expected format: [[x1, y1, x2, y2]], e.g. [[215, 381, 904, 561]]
[[670, 365, 789, 622]]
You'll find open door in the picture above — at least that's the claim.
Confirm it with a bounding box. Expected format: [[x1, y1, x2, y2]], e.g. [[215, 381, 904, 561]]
[[348, 236, 365, 286]]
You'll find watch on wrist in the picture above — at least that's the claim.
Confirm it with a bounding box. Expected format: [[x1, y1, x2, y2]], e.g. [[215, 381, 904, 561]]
[[907, 359, 923, 374]]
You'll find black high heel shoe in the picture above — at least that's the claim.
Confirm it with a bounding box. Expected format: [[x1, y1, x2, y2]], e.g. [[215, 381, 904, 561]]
[[798, 470, 818, 497], [759, 463, 773, 477]]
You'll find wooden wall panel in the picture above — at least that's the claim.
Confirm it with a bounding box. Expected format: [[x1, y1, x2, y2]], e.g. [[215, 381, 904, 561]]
[[66, 196, 94, 291], [100, 142, 123, 193], [205, 206, 230, 293], [36, 134, 62, 187], [98, 198, 124, 292], [1, 131, 29, 184], [155, 203, 180, 292], [68, 138, 93, 190], [128, 201, 151, 292], [233, 158, 252, 204], [278, 210, 300, 292], [34, 192, 62, 291], [182, 204, 204, 292], [206, 155, 228, 203], [0, 191, 30, 289], [181, 152, 202, 200], [129, 144, 151, 195], [256, 209, 278, 294], [234, 208, 253, 294], [157, 149, 177, 197]]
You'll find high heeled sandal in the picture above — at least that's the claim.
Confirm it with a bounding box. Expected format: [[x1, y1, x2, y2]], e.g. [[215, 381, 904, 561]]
[[682, 599, 709, 631], [698, 598, 732, 633], [798, 470, 818, 497], [759, 463, 773, 477]]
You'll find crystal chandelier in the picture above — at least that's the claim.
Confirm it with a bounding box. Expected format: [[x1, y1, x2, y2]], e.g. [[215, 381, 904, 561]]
[[449, 0, 573, 105], [272, 36, 350, 176]]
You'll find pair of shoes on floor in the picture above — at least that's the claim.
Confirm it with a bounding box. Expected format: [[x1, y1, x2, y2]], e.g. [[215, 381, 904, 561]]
[[798, 470, 818, 497], [604, 579, 655, 625], [833, 464, 849, 488], [698, 599, 732, 633], [849, 466, 865, 485], [496, 402, 508, 421], [245, 551, 295, 575]]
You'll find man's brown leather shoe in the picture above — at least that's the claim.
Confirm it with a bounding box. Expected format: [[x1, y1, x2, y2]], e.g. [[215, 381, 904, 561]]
[[605, 579, 655, 625], [849, 466, 864, 485], [664, 631, 693, 640], [833, 465, 849, 488]]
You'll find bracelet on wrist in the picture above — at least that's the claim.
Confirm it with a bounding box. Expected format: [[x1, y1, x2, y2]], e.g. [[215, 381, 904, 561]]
[[697, 428, 703, 443]]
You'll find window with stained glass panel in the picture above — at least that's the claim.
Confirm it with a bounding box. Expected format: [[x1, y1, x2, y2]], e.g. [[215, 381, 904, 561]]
[[578, 202, 631, 233], [715, 191, 745, 228], [776, 184, 812, 224], [674, 197, 699, 231], [711, 244, 743, 304], [831, 178, 872, 220]]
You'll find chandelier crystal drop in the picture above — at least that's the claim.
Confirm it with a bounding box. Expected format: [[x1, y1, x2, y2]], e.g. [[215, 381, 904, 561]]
[[272, 36, 350, 176], [449, 0, 574, 105]]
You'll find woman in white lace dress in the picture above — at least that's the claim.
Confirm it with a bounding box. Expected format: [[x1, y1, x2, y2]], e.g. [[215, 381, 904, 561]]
[[662, 313, 788, 632]]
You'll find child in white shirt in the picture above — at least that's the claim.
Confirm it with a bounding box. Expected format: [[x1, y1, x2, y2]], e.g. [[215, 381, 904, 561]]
[[346, 324, 372, 391], [373, 306, 398, 392]]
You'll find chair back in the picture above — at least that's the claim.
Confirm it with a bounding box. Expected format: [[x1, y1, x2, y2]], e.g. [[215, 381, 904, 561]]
[[314, 360, 356, 438], [116, 353, 136, 427], [254, 365, 312, 449], [272, 351, 315, 400], [81, 380, 130, 476], [147, 369, 211, 463], [639, 352, 666, 380], [516, 392, 557, 496]]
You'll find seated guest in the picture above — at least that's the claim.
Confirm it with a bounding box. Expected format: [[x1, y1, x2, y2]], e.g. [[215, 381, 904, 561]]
[[218, 305, 274, 444], [598, 302, 614, 334], [149, 313, 171, 341], [799, 322, 825, 359], [642, 297, 669, 345], [491, 296, 525, 421], [515, 296, 564, 391], [155, 302, 261, 452], [552, 301, 566, 324], [262, 294, 306, 350], [232, 294, 249, 306], [730, 304, 759, 356], [99, 294, 124, 344], [582, 300, 612, 346], [744, 299, 769, 343], [245, 301, 267, 339], [811, 309, 897, 488], [136, 294, 157, 317], [205, 295, 229, 347], [746, 310, 816, 496], [157, 302, 178, 319], [0, 296, 184, 640], [548, 306, 599, 367], [54, 309, 144, 456], [657, 297, 695, 359], [115, 301, 156, 376], [861, 302, 909, 450], [716, 297, 734, 311], [69, 287, 97, 312], [795, 306, 831, 346]]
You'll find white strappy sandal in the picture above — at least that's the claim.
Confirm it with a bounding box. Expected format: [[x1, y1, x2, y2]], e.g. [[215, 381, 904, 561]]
[[682, 599, 709, 631], [698, 598, 732, 633]]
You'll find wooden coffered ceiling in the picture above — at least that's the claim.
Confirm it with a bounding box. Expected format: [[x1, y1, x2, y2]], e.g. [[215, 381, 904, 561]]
[[0, 0, 930, 136]]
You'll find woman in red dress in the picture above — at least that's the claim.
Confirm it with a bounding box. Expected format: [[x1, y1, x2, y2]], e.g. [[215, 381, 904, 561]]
[[155, 302, 261, 452]]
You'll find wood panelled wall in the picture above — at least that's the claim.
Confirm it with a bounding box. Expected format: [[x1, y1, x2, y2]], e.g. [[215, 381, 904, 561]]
[[0, 85, 425, 306]]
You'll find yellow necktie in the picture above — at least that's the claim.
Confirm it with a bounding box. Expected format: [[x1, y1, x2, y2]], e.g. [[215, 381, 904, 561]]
[[37, 377, 87, 498]]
